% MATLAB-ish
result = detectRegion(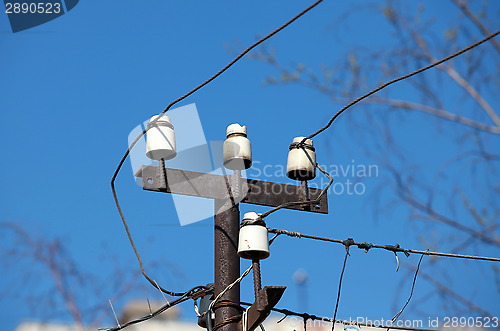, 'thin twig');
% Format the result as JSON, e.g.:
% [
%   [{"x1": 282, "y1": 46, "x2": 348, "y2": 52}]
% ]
[{"x1": 452, "y1": 0, "x2": 500, "y2": 54}]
